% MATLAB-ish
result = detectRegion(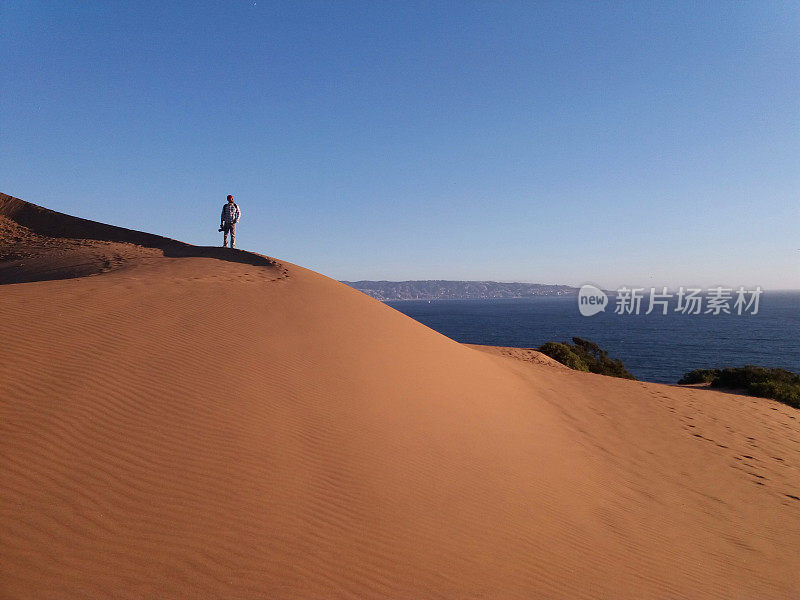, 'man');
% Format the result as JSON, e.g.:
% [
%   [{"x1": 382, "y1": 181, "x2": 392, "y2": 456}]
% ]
[{"x1": 220, "y1": 195, "x2": 241, "y2": 248}]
